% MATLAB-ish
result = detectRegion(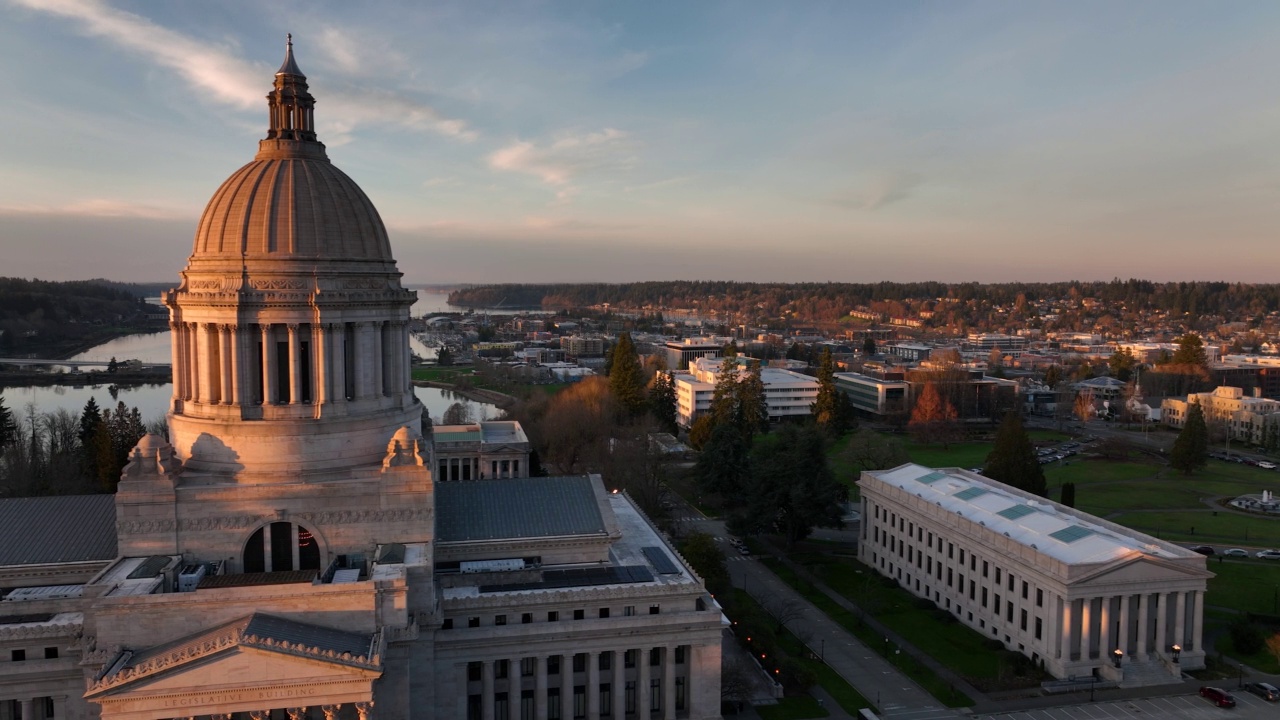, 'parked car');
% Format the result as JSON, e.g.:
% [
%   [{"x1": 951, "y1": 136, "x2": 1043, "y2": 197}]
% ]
[
  {"x1": 1246, "y1": 682, "x2": 1280, "y2": 701},
  {"x1": 1200, "y1": 687, "x2": 1237, "y2": 708},
  {"x1": 1259, "y1": 461, "x2": 1277, "y2": 470},
  {"x1": 1256, "y1": 549, "x2": 1280, "y2": 560},
  {"x1": 1190, "y1": 545, "x2": 1215, "y2": 556},
  {"x1": 1223, "y1": 548, "x2": 1249, "y2": 557}
]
